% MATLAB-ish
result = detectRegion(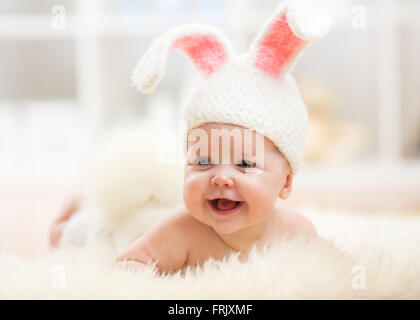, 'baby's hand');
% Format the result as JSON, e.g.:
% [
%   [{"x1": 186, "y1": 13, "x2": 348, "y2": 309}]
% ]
[{"x1": 115, "y1": 209, "x2": 190, "y2": 274}]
